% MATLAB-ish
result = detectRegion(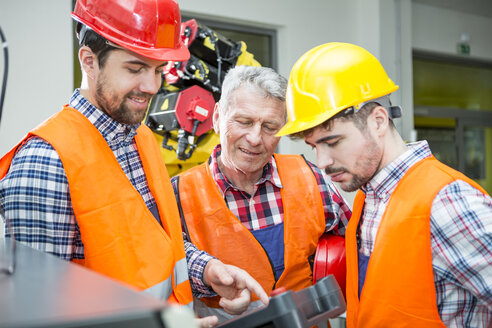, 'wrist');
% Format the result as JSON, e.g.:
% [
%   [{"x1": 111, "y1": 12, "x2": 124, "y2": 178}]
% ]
[{"x1": 203, "y1": 258, "x2": 221, "y2": 287}]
